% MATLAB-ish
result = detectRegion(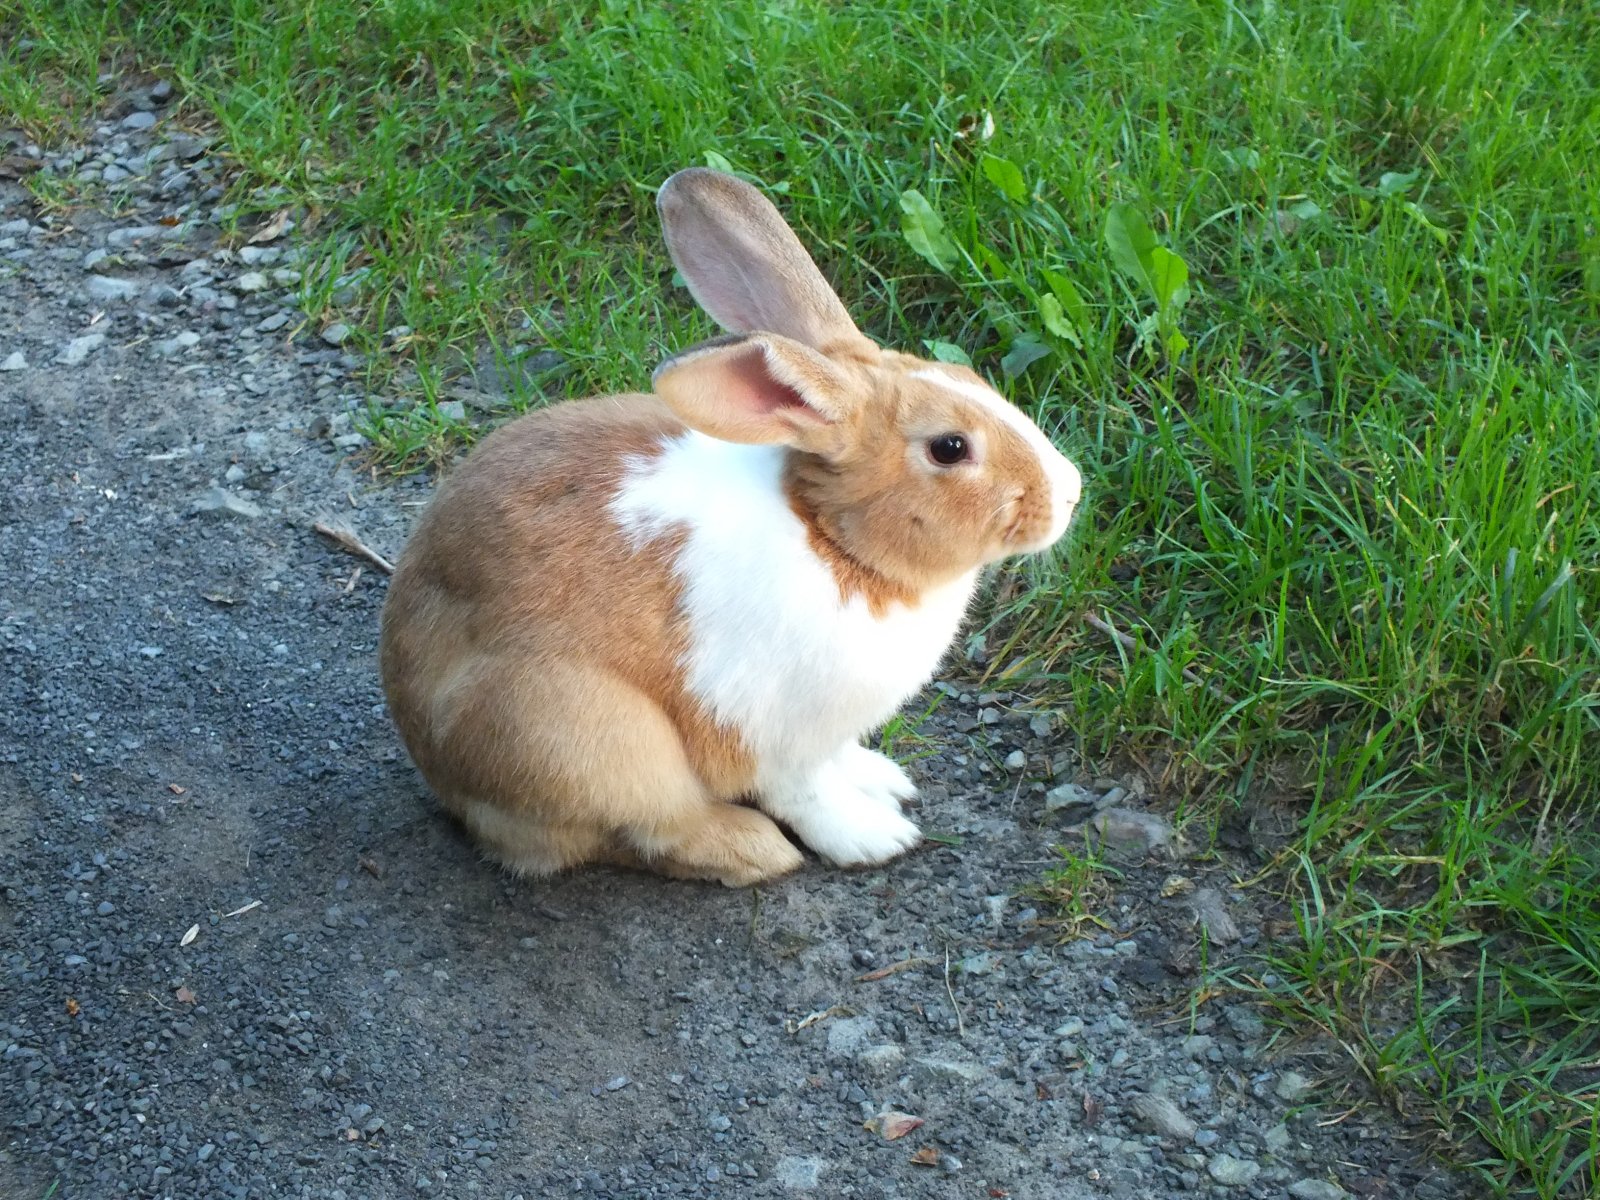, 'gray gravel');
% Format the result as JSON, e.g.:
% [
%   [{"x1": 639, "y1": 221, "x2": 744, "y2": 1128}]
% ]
[{"x1": 0, "y1": 86, "x2": 1472, "y2": 1200}]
